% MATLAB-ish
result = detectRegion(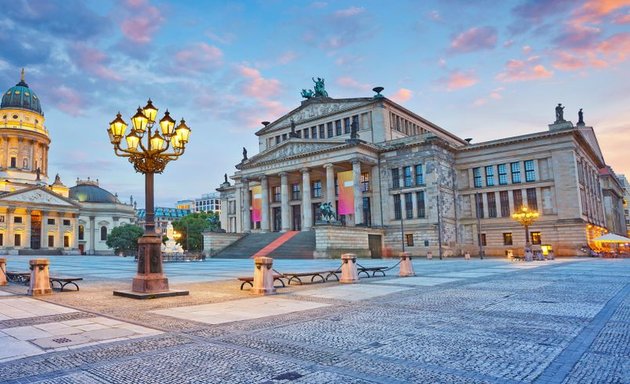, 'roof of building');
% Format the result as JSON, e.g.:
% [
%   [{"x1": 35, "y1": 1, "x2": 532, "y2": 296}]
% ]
[
  {"x1": 136, "y1": 207, "x2": 191, "y2": 219},
  {"x1": 1, "y1": 70, "x2": 42, "y2": 114},
  {"x1": 69, "y1": 183, "x2": 120, "y2": 204}
]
